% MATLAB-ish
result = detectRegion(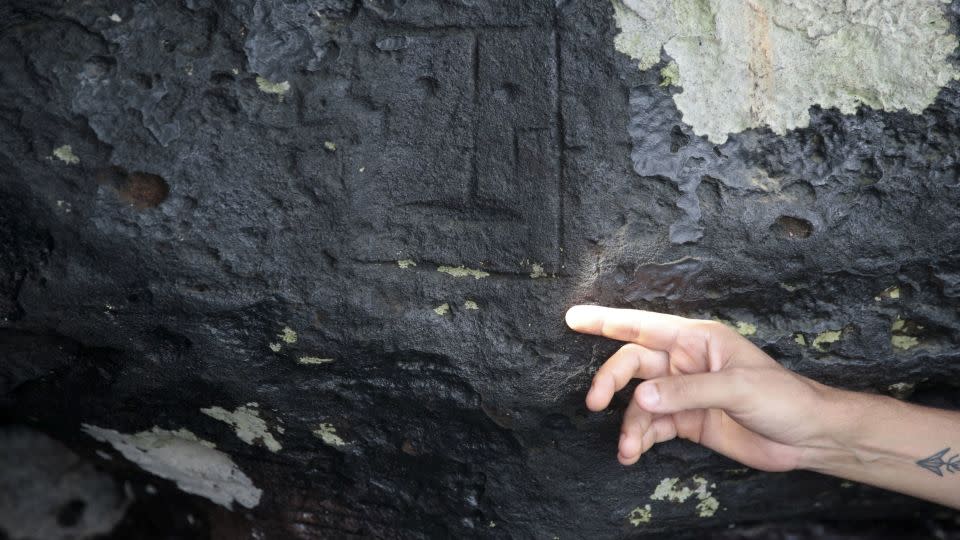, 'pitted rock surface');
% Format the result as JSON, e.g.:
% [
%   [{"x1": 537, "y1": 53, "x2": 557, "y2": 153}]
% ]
[{"x1": 2, "y1": 0, "x2": 960, "y2": 538}]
